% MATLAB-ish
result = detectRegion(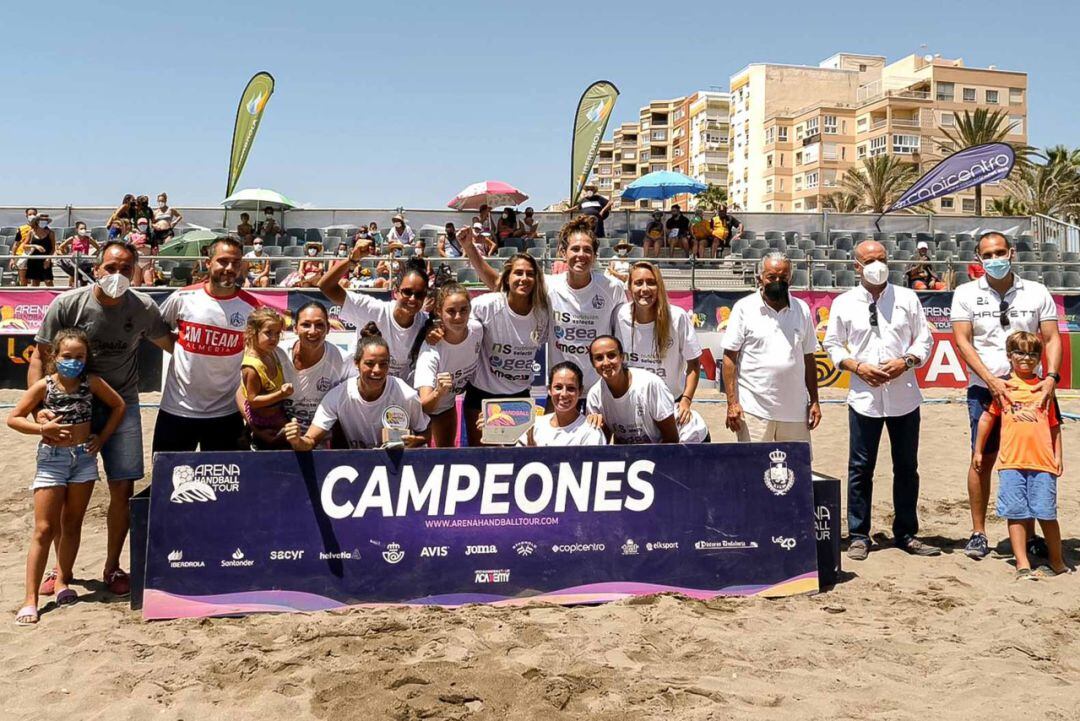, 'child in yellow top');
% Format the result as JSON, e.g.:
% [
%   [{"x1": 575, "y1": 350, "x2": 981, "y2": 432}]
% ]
[
  {"x1": 241, "y1": 308, "x2": 293, "y2": 449},
  {"x1": 973, "y1": 331, "x2": 1067, "y2": 578}
]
